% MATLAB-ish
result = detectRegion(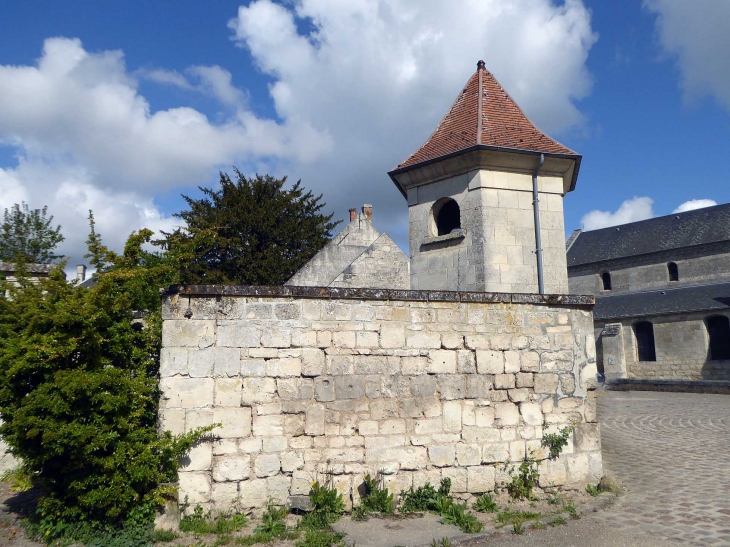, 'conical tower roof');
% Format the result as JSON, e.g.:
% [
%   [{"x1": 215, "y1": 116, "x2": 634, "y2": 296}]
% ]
[{"x1": 396, "y1": 61, "x2": 577, "y2": 170}]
